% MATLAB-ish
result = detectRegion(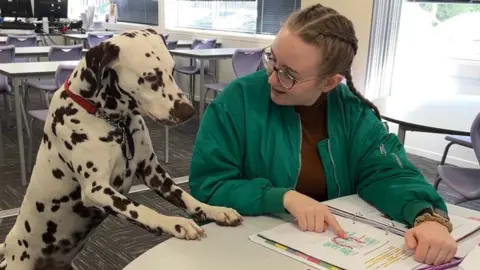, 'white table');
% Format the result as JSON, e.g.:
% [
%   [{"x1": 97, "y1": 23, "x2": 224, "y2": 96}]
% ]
[
  {"x1": 169, "y1": 48, "x2": 244, "y2": 119},
  {"x1": 63, "y1": 33, "x2": 118, "y2": 45},
  {"x1": 63, "y1": 33, "x2": 206, "y2": 49},
  {"x1": 123, "y1": 215, "x2": 310, "y2": 270},
  {"x1": 0, "y1": 61, "x2": 80, "y2": 186},
  {"x1": 12, "y1": 46, "x2": 88, "y2": 58},
  {"x1": 124, "y1": 203, "x2": 480, "y2": 270},
  {"x1": 372, "y1": 95, "x2": 480, "y2": 144},
  {"x1": 0, "y1": 36, "x2": 41, "y2": 44}
]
